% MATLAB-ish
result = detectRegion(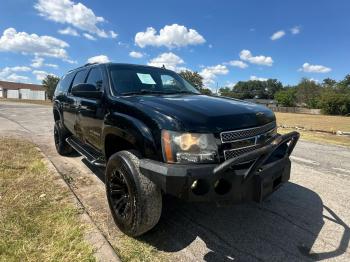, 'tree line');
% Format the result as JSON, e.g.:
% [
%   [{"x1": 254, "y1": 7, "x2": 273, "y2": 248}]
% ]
[
  {"x1": 179, "y1": 70, "x2": 350, "y2": 116},
  {"x1": 42, "y1": 70, "x2": 350, "y2": 115}
]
